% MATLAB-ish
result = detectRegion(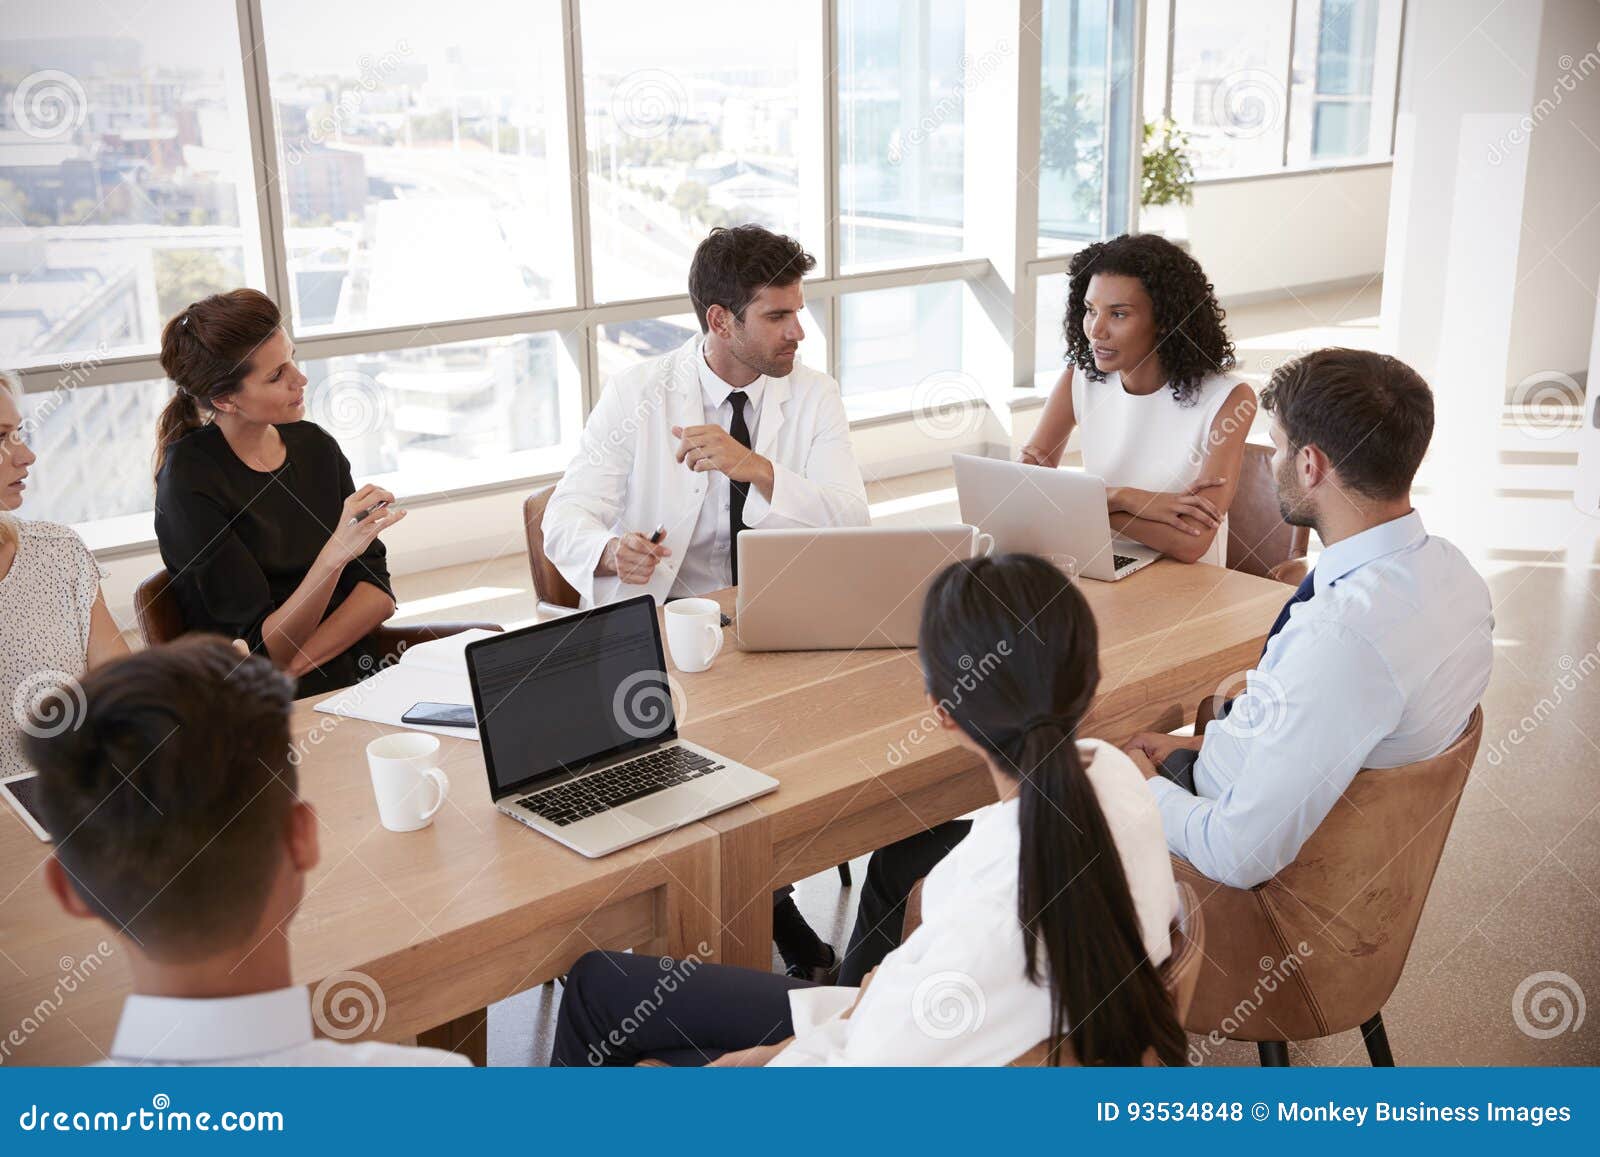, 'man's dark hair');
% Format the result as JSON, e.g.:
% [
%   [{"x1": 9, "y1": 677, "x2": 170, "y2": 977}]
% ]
[
  {"x1": 1261, "y1": 348, "x2": 1434, "y2": 501},
  {"x1": 23, "y1": 637, "x2": 298, "y2": 962},
  {"x1": 687, "y1": 224, "x2": 815, "y2": 333}
]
